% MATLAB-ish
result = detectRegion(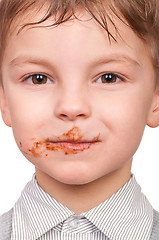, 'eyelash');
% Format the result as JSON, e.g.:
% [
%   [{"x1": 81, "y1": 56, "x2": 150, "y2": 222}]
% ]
[{"x1": 22, "y1": 72, "x2": 125, "y2": 85}]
